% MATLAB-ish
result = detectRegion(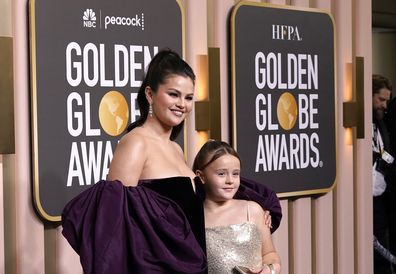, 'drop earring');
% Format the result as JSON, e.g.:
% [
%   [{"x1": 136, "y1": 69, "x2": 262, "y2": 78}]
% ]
[{"x1": 148, "y1": 104, "x2": 153, "y2": 117}]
